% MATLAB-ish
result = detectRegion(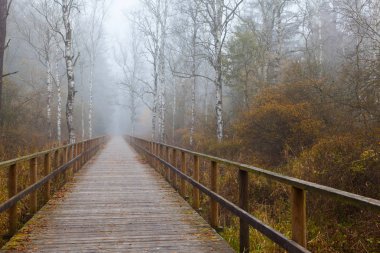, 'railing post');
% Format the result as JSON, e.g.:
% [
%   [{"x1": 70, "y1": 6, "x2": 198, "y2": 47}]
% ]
[
  {"x1": 68, "y1": 145, "x2": 73, "y2": 177},
  {"x1": 44, "y1": 153, "x2": 51, "y2": 201},
  {"x1": 29, "y1": 157, "x2": 38, "y2": 214},
  {"x1": 180, "y1": 151, "x2": 186, "y2": 197},
  {"x1": 8, "y1": 163, "x2": 17, "y2": 235},
  {"x1": 158, "y1": 144, "x2": 162, "y2": 175},
  {"x1": 79, "y1": 142, "x2": 83, "y2": 168},
  {"x1": 172, "y1": 148, "x2": 177, "y2": 189},
  {"x1": 193, "y1": 155, "x2": 200, "y2": 210},
  {"x1": 153, "y1": 143, "x2": 157, "y2": 170},
  {"x1": 63, "y1": 147, "x2": 68, "y2": 182},
  {"x1": 239, "y1": 169, "x2": 249, "y2": 253},
  {"x1": 54, "y1": 150, "x2": 59, "y2": 170},
  {"x1": 291, "y1": 186, "x2": 307, "y2": 248},
  {"x1": 165, "y1": 146, "x2": 169, "y2": 181},
  {"x1": 73, "y1": 144, "x2": 77, "y2": 172},
  {"x1": 210, "y1": 161, "x2": 219, "y2": 228}
]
